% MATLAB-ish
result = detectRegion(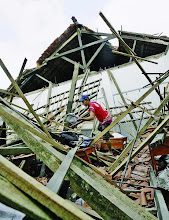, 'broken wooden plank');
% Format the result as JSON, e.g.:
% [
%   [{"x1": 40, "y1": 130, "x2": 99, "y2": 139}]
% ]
[
  {"x1": 0, "y1": 103, "x2": 157, "y2": 220},
  {"x1": 0, "y1": 155, "x2": 93, "y2": 220},
  {"x1": 112, "y1": 50, "x2": 158, "y2": 64},
  {"x1": 0, "y1": 89, "x2": 20, "y2": 97},
  {"x1": 0, "y1": 175, "x2": 56, "y2": 220},
  {"x1": 47, "y1": 146, "x2": 79, "y2": 194}
]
